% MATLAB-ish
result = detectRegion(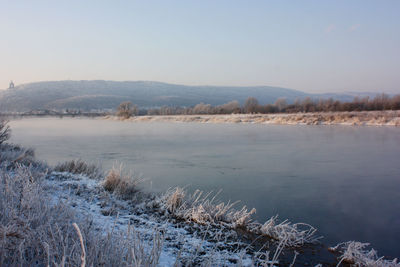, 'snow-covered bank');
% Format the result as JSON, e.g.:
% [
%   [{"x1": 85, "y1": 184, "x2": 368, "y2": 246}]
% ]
[
  {"x1": 45, "y1": 171, "x2": 253, "y2": 266},
  {"x1": 105, "y1": 111, "x2": 400, "y2": 126},
  {"x1": 43, "y1": 171, "x2": 323, "y2": 266},
  {"x1": 38, "y1": 170, "x2": 400, "y2": 266}
]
